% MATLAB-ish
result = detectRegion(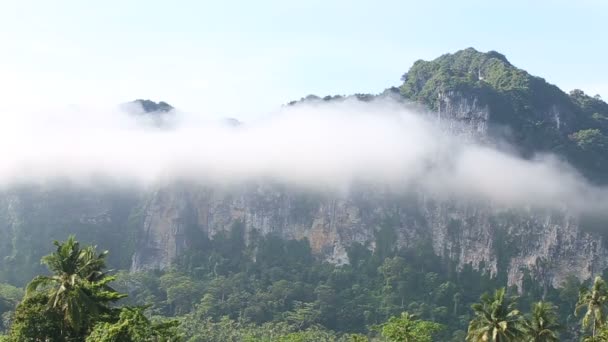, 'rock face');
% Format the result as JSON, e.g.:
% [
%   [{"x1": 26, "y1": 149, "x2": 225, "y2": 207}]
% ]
[
  {"x1": 437, "y1": 91, "x2": 490, "y2": 138},
  {"x1": 129, "y1": 46, "x2": 608, "y2": 288},
  {"x1": 129, "y1": 182, "x2": 608, "y2": 289}
]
